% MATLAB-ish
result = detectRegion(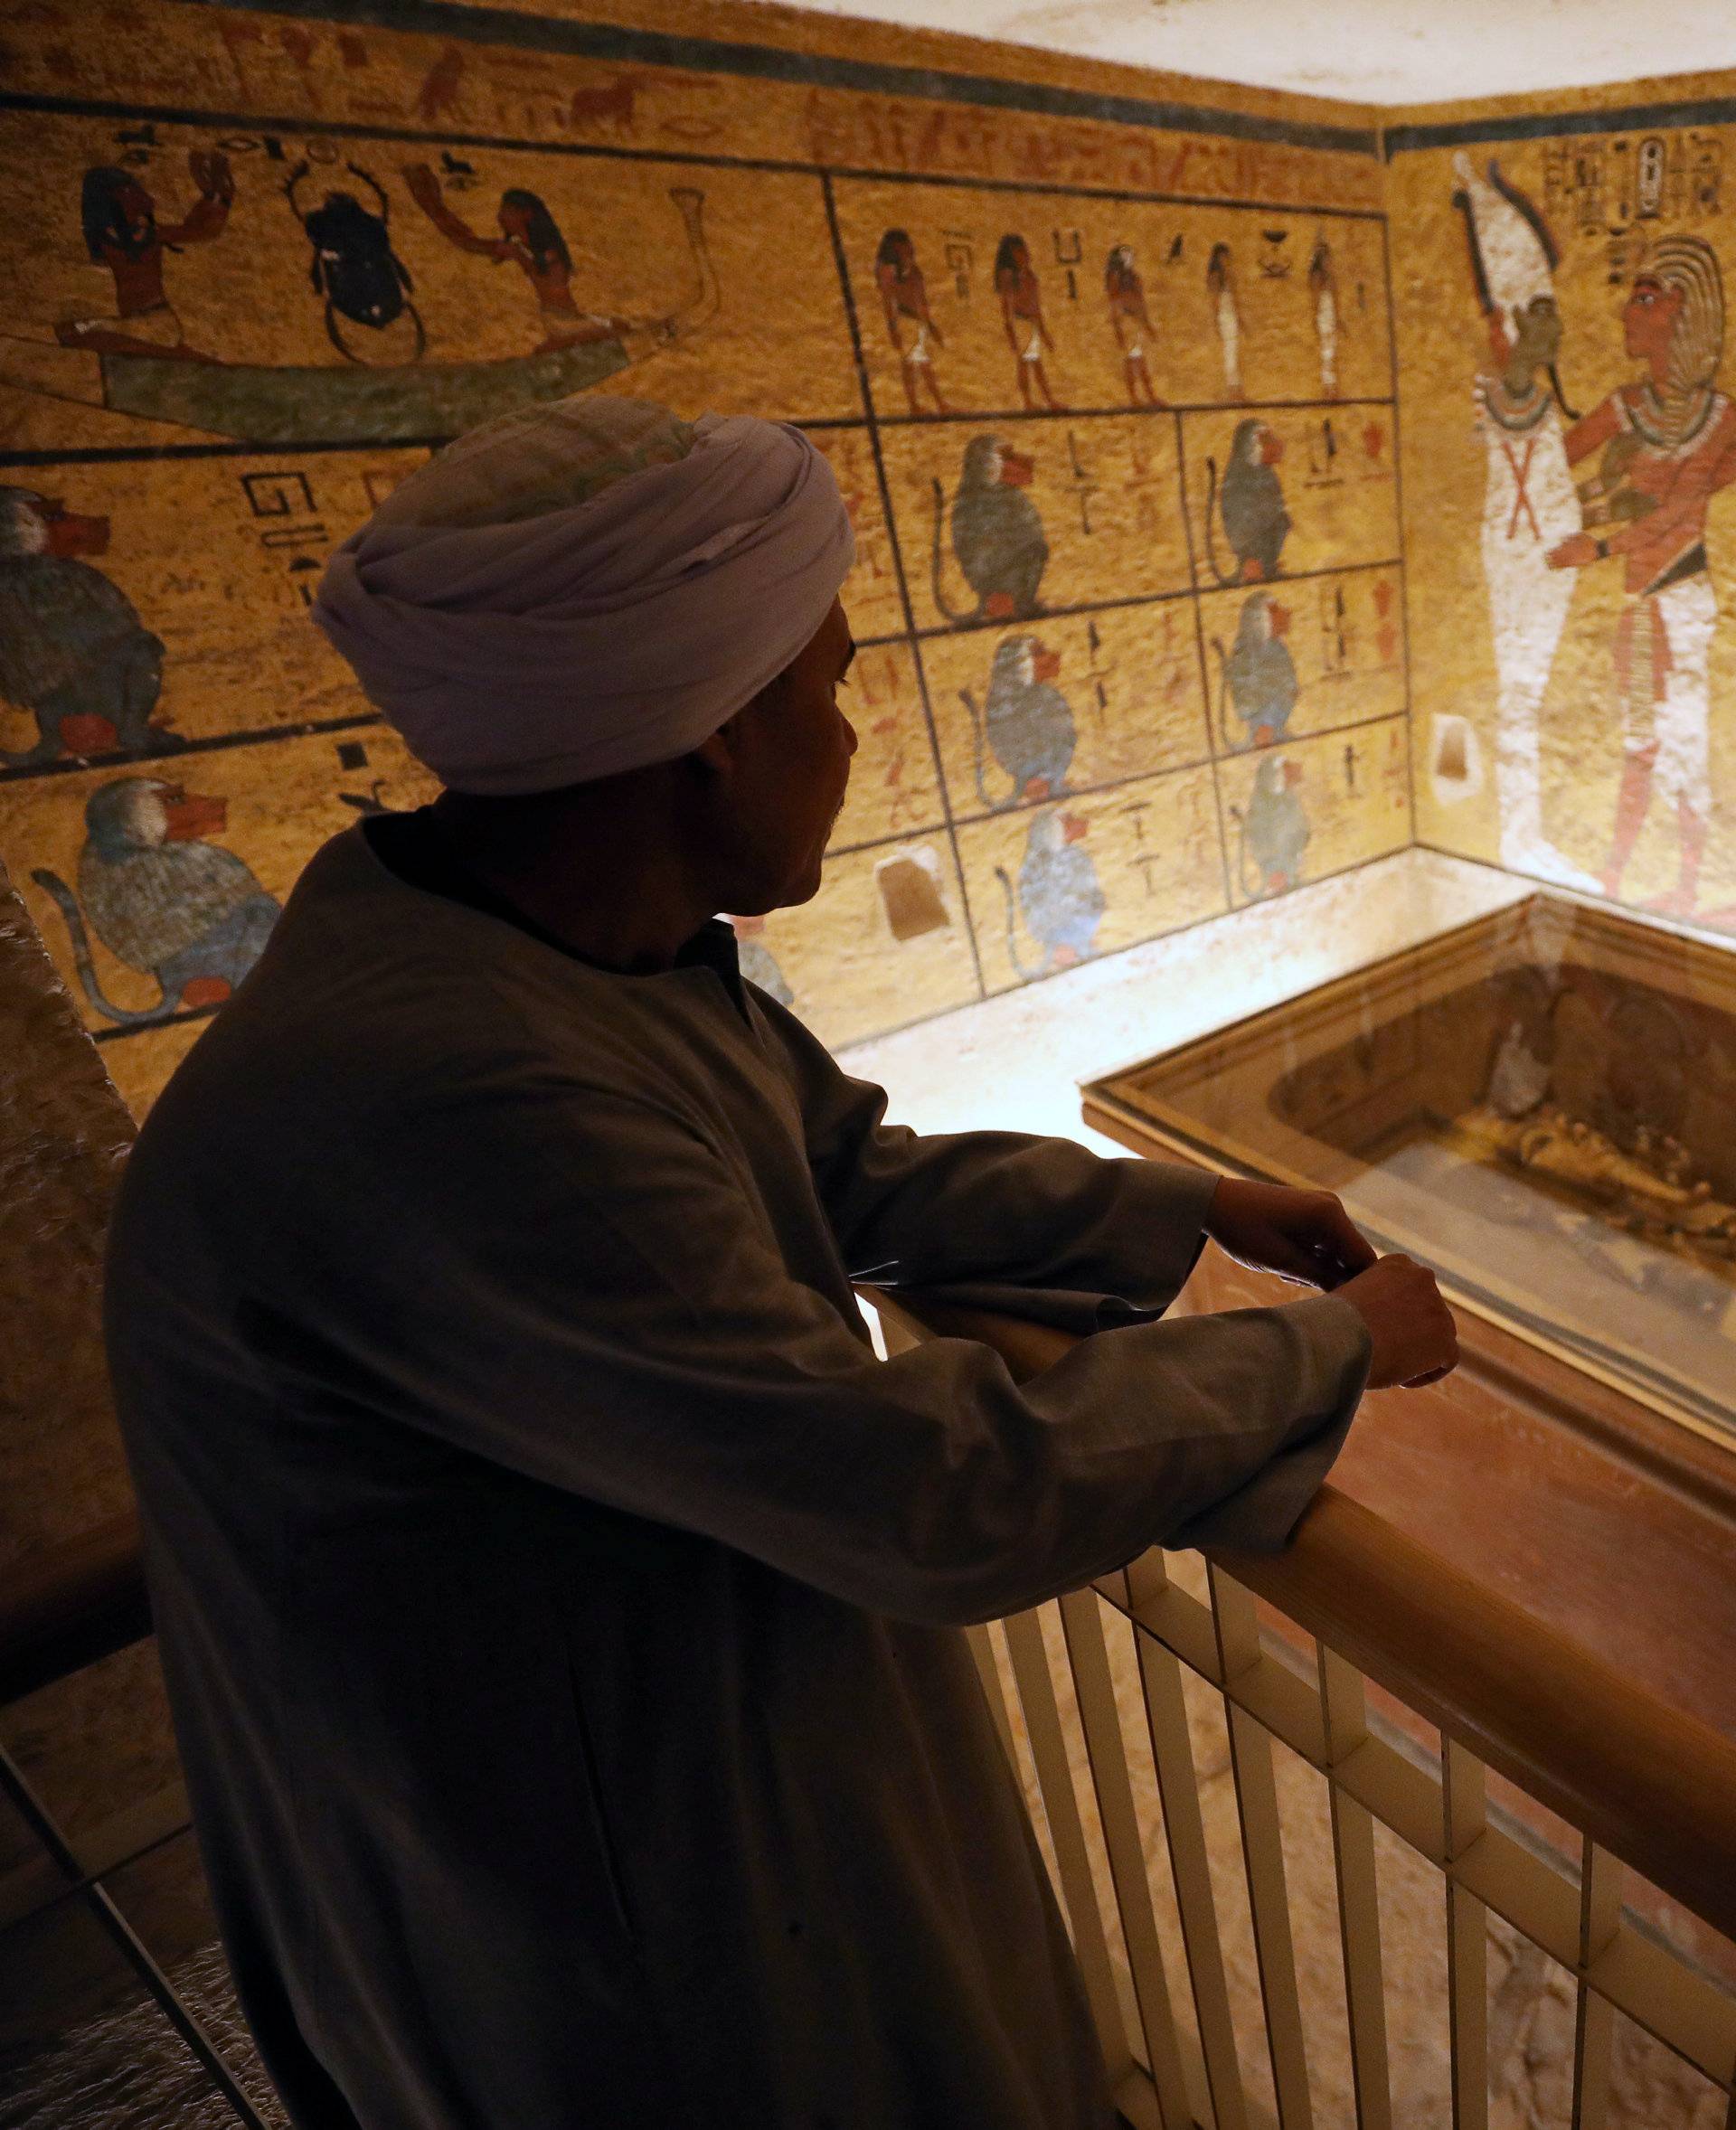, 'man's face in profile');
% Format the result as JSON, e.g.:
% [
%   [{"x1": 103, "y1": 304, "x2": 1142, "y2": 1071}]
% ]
[{"x1": 726, "y1": 595, "x2": 858, "y2": 912}]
